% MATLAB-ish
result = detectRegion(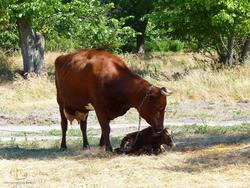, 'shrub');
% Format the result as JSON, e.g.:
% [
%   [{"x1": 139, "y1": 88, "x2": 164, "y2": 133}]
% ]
[
  {"x1": 169, "y1": 40, "x2": 184, "y2": 52},
  {"x1": 0, "y1": 50, "x2": 14, "y2": 81},
  {"x1": 146, "y1": 39, "x2": 184, "y2": 53}
]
